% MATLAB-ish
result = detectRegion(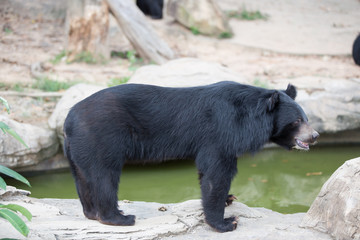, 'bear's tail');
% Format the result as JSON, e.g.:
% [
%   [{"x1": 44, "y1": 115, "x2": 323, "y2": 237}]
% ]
[
  {"x1": 63, "y1": 133, "x2": 75, "y2": 168},
  {"x1": 63, "y1": 134, "x2": 70, "y2": 159},
  {"x1": 63, "y1": 134, "x2": 79, "y2": 178}
]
